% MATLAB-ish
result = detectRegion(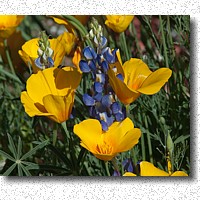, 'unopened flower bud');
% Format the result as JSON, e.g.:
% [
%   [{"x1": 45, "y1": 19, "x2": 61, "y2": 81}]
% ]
[{"x1": 167, "y1": 131, "x2": 174, "y2": 156}]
